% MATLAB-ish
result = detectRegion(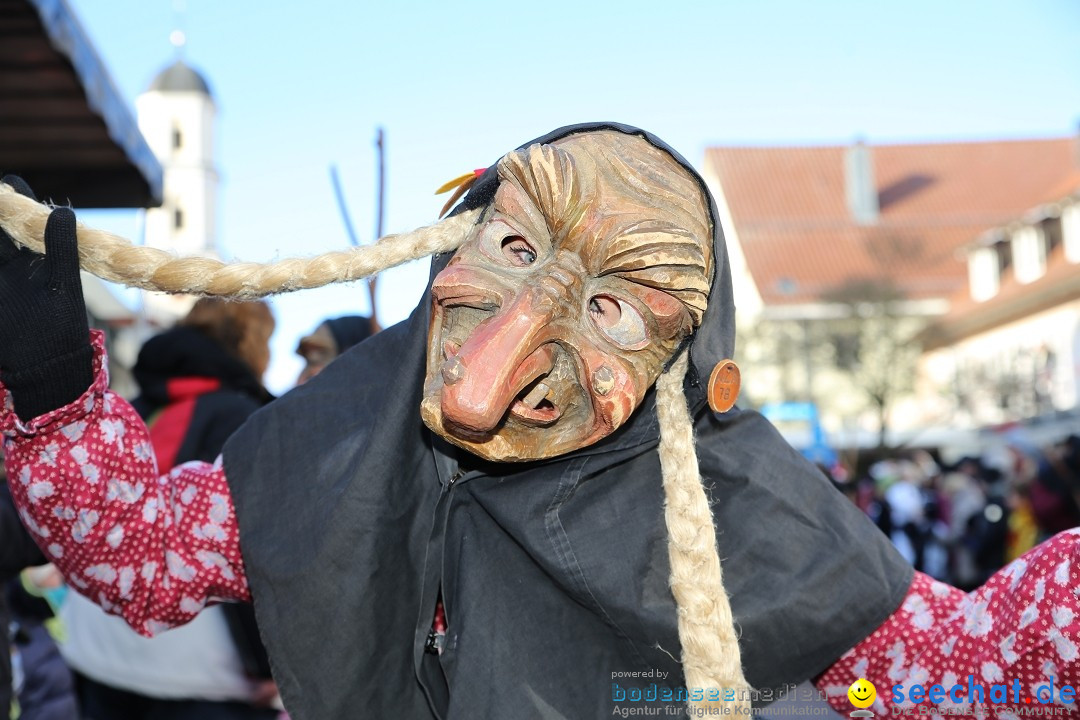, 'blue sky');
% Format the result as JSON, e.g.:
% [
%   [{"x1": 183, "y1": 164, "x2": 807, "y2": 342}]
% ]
[{"x1": 70, "y1": 0, "x2": 1080, "y2": 393}]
